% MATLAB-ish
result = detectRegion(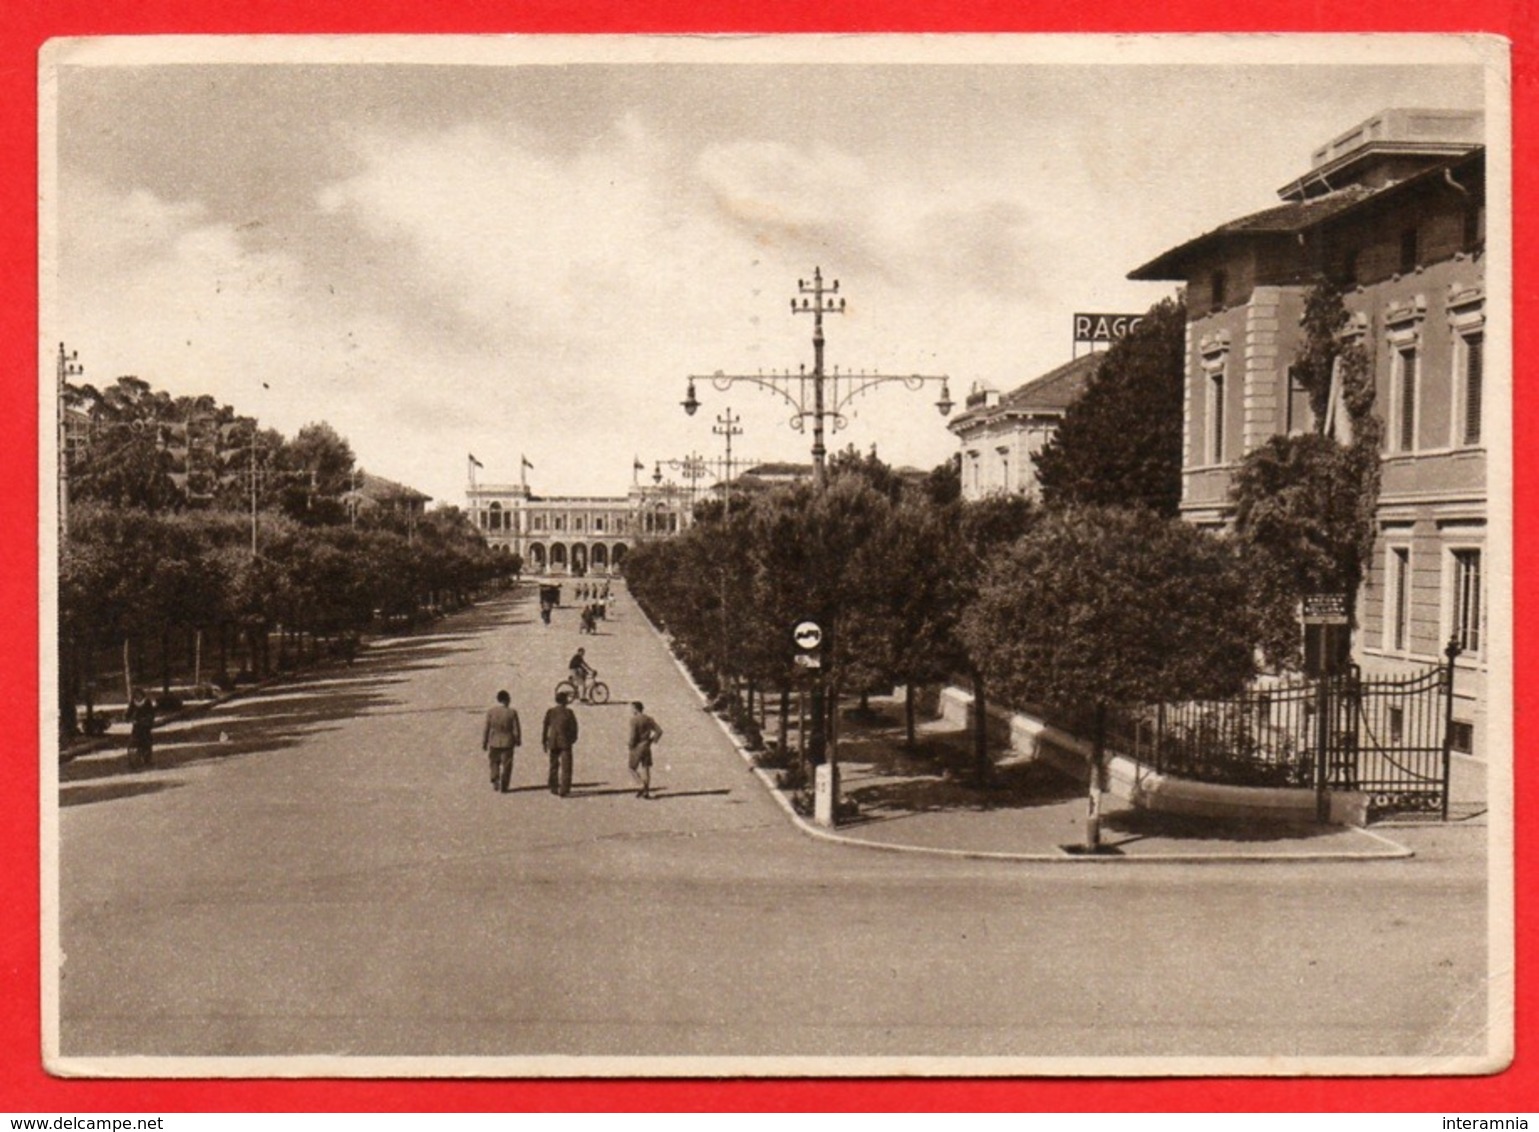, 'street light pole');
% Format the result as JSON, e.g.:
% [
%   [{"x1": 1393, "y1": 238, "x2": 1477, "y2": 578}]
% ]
[
  {"x1": 680, "y1": 268, "x2": 956, "y2": 822},
  {"x1": 794, "y1": 268, "x2": 842, "y2": 488}
]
